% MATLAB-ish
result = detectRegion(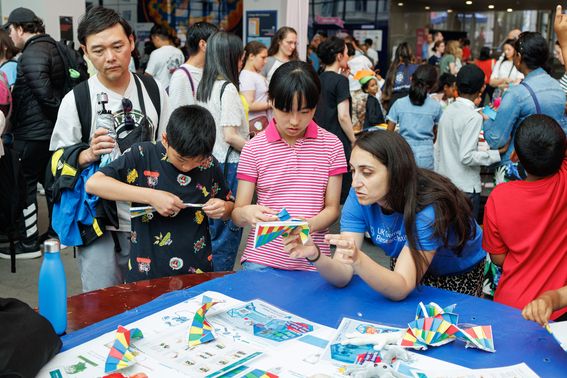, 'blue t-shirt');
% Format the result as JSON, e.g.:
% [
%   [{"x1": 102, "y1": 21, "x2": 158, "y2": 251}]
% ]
[
  {"x1": 0, "y1": 60, "x2": 17, "y2": 87},
  {"x1": 386, "y1": 96, "x2": 442, "y2": 143},
  {"x1": 392, "y1": 64, "x2": 418, "y2": 93},
  {"x1": 340, "y1": 188, "x2": 485, "y2": 276}
]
